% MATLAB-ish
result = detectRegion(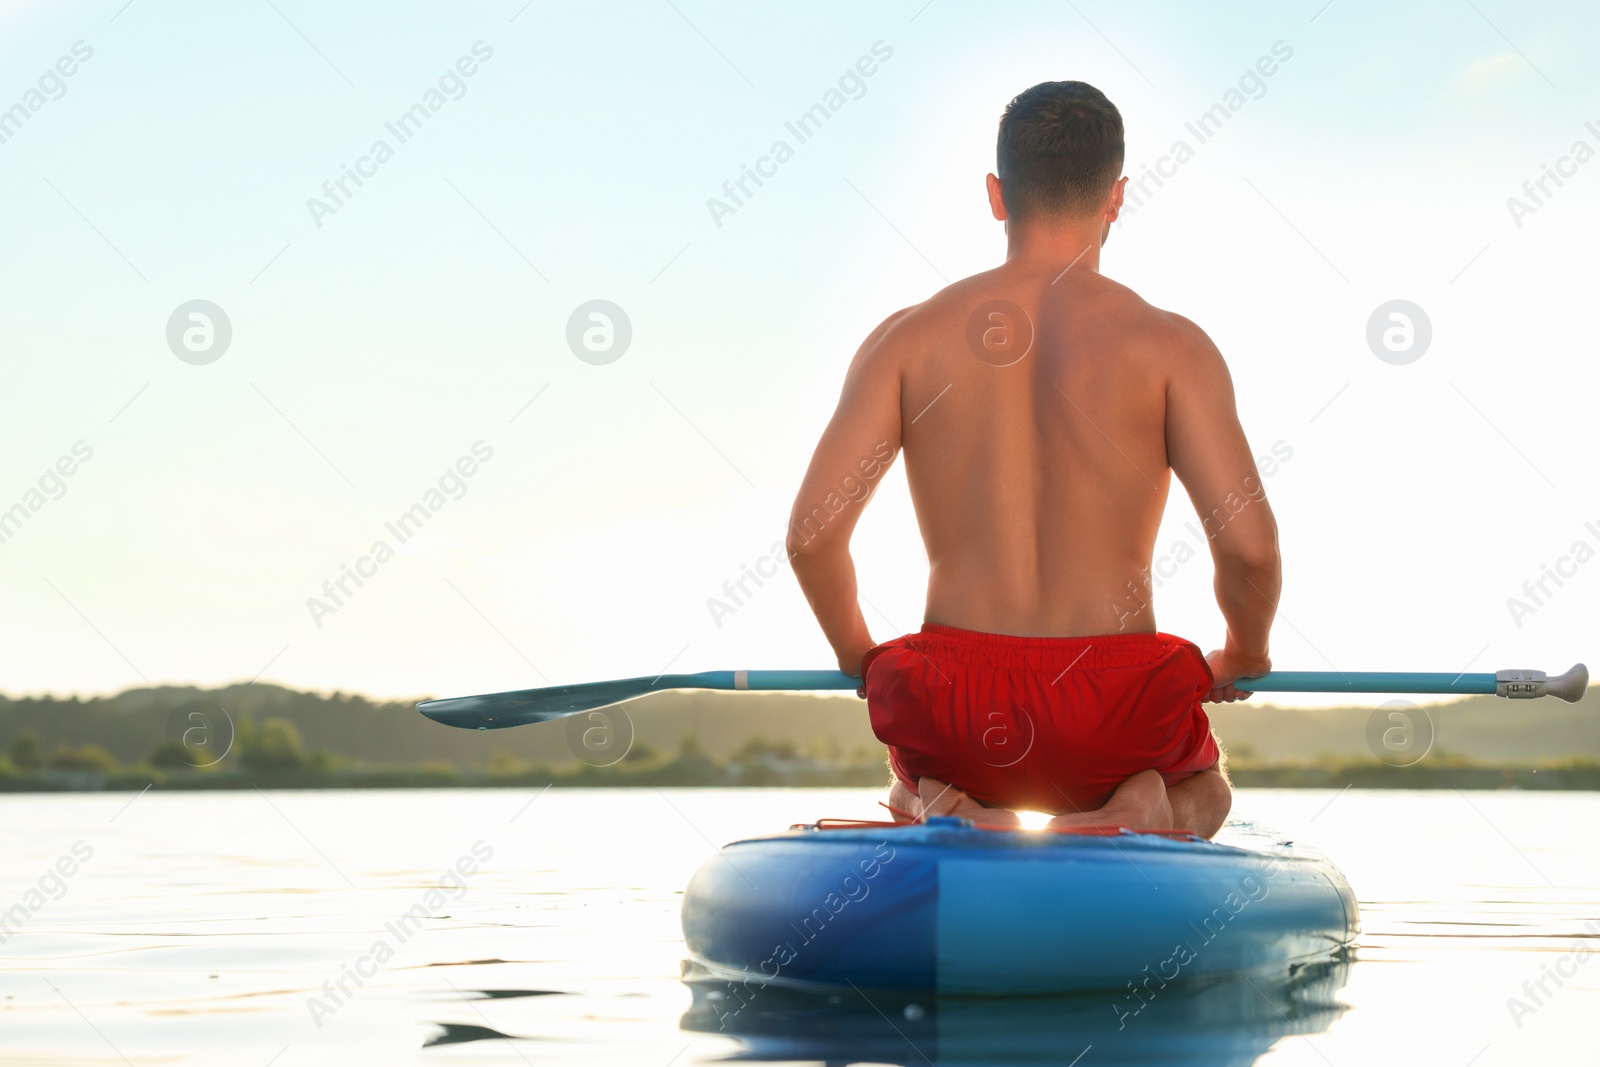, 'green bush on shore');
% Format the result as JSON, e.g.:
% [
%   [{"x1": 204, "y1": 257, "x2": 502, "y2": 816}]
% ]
[
  {"x1": 45, "y1": 744, "x2": 117, "y2": 772},
  {"x1": 9, "y1": 730, "x2": 42, "y2": 771}
]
